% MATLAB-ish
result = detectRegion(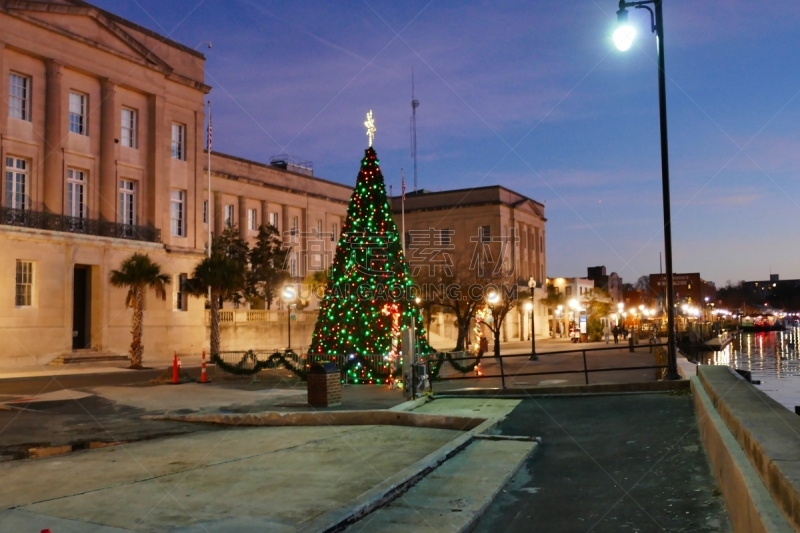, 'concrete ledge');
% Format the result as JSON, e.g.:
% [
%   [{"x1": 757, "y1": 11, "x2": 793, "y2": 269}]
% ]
[
  {"x1": 697, "y1": 366, "x2": 800, "y2": 531},
  {"x1": 435, "y1": 379, "x2": 689, "y2": 397},
  {"x1": 146, "y1": 409, "x2": 487, "y2": 432},
  {"x1": 691, "y1": 377, "x2": 793, "y2": 532}
]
